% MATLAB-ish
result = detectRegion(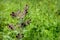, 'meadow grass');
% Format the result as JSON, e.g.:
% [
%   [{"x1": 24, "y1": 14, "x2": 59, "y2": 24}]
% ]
[{"x1": 0, "y1": 0, "x2": 60, "y2": 40}]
